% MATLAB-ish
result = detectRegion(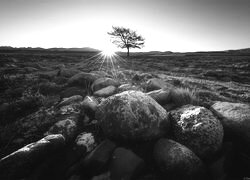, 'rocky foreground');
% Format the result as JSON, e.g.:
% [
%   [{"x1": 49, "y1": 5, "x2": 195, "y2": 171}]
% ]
[{"x1": 0, "y1": 70, "x2": 250, "y2": 180}]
